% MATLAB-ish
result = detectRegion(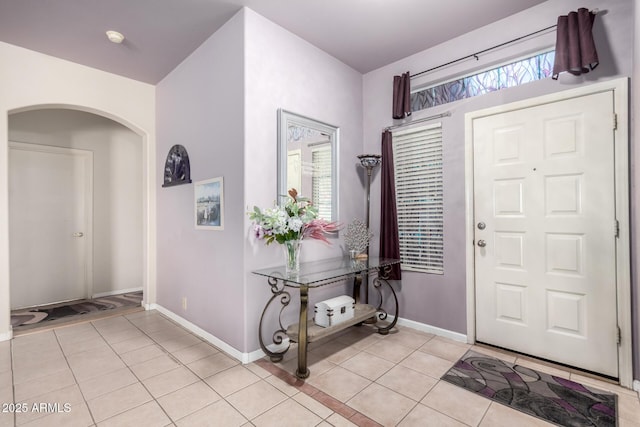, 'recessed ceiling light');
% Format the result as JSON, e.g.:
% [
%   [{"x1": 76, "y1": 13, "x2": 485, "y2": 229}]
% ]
[{"x1": 106, "y1": 30, "x2": 125, "y2": 44}]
